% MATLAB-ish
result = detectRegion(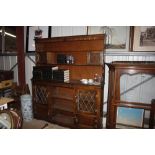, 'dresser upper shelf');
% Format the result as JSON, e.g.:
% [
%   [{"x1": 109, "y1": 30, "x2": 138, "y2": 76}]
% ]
[{"x1": 35, "y1": 34, "x2": 105, "y2": 52}]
